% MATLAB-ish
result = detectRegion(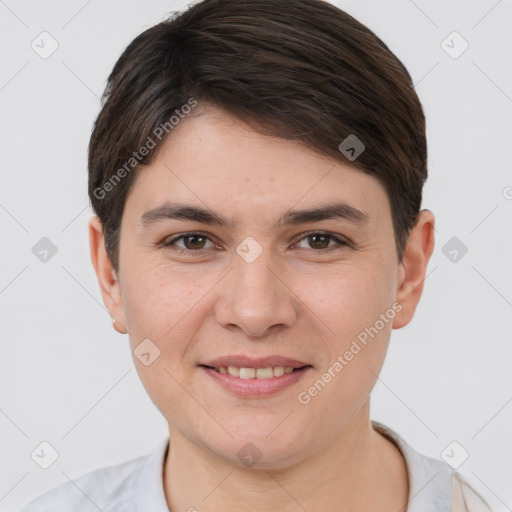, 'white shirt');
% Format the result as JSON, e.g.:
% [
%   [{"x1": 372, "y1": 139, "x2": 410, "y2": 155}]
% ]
[{"x1": 19, "y1": 421, "x2": 492, "y2": 511}]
